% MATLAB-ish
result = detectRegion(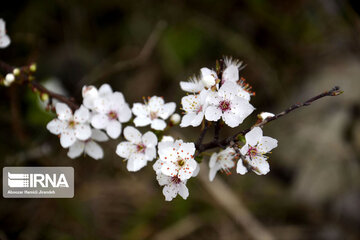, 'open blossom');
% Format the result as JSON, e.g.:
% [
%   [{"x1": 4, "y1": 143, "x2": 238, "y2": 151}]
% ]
[
  {"x1": 156, "y1": 173, "x2": 189, "y2": 201},
  {"x1": 132, "y1": 96, "x2": 176, "y2": 131},
  {"x1": 205, "y1": 81, "x2": 255, "y2": 127},
  {"x1": 82, "y1": 84, "x2": 113, "y2": 110},
  {"x1": 237, "y1": 127, "x2": 278, "y2": 175},
  {"x1": 67, "y1": 129, "x2": 109, "y2": 160},
  {"x1": 222, "y1": 57, "x2": 243, "y2": 84},
  {"x1": 157, "y1": 139, "x2": 197, "y2": 181},
  {"x1": 209, "y1": 147, "x2": 236, "y2": 181},
  {"x1": 91, "y1": 91, "x2": 132, "y2": 139},
  {"x1": 0, "y1": 19, "x2": 10, "y2": 48},
  {"x1": 180, "y1": 89, "x2": 209, "y2": 127},
  {"x1": 116, "y1": 126, "x2": 158, "y2": 172},
  {"x1": 180, "y1": 76, "x2": 204, "y2": 93},
  {"x1": 47, "y1": 103, "x2": 91, "y2": 148}
]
